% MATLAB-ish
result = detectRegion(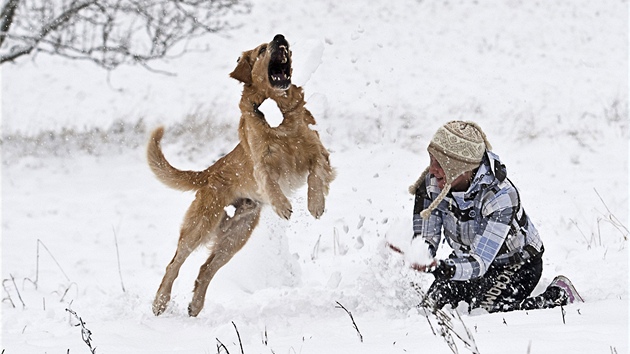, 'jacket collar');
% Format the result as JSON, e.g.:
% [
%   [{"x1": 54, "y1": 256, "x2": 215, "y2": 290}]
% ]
[{"x1": 450, "y1": 151, "x2": 503, "y2": 208}]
